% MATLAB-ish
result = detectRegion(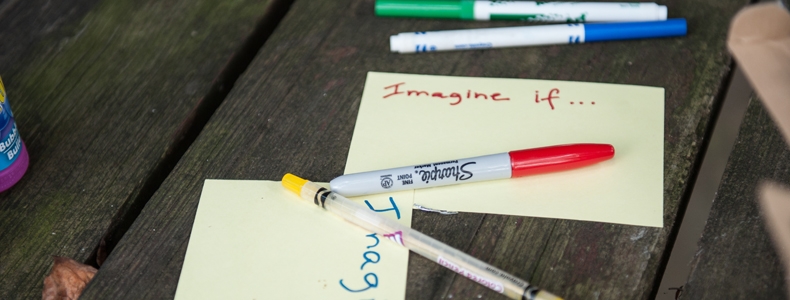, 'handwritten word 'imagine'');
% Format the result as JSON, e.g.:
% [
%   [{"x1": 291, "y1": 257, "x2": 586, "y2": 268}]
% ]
[{"x1": 383, "y1": 82, "x2": 510, "y2": 106}]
